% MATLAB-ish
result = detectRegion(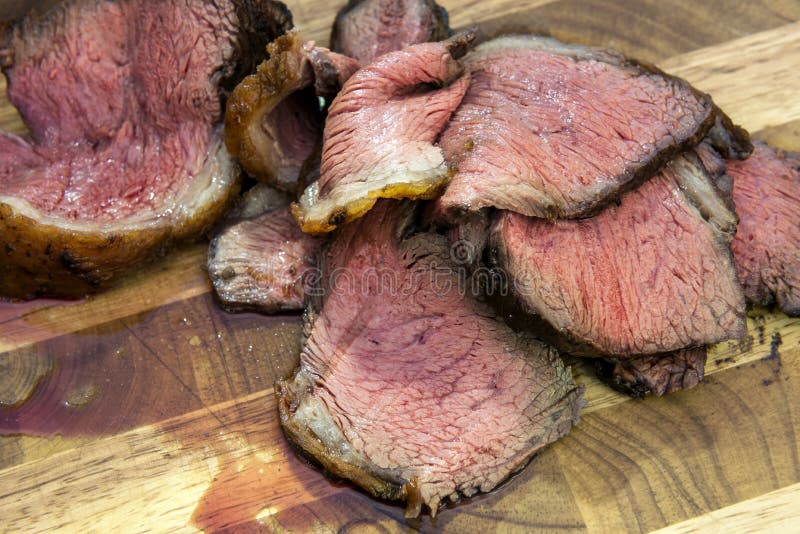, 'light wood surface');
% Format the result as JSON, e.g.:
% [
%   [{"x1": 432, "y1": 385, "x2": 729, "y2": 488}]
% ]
[{"x1": 1, "y1": 1, "x2": 800, "y2": 532}]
